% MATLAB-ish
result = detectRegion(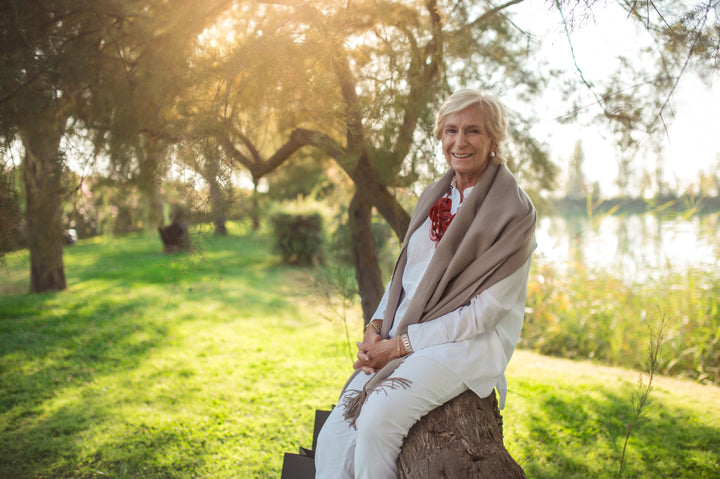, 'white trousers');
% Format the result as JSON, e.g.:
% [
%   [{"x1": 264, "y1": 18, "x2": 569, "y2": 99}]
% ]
[{"x1": 314, "y1": 355, "x2": 467, "y2": 479}]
